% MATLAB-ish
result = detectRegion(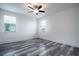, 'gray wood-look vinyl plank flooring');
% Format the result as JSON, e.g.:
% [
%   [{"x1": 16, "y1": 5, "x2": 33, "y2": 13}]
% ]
[{"x1": 0, "y1": 38, "x2": 79, "y2": 56}]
